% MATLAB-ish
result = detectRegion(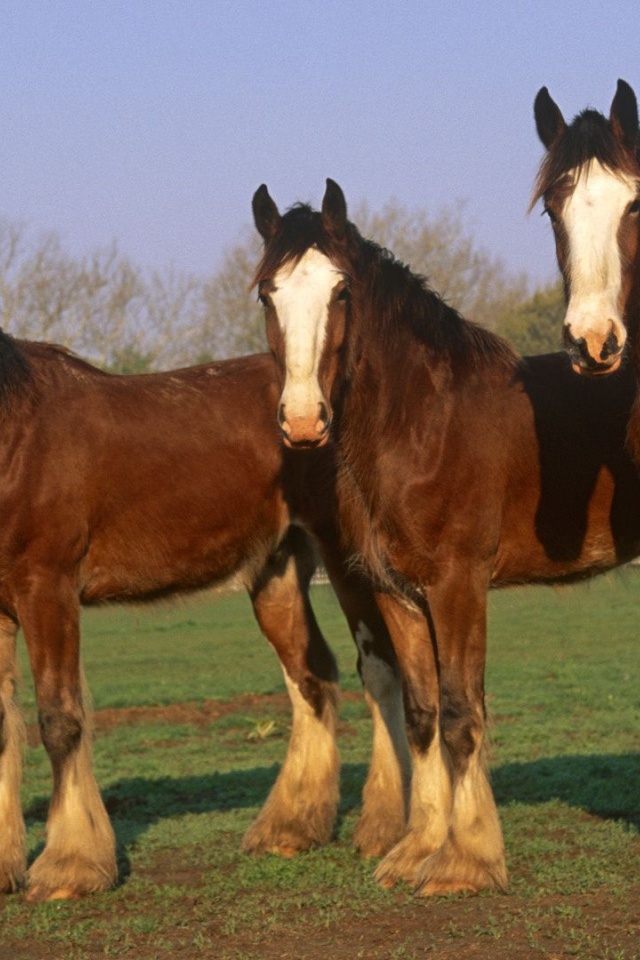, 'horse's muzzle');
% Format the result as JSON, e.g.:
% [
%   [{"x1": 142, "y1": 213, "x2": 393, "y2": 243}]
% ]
[
  {"x1": 278, "y1": 402, "x2": 332, "y2": 448},
  {"x1": 564, "y1": 325, "x2": 623, "y2": 376}
]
